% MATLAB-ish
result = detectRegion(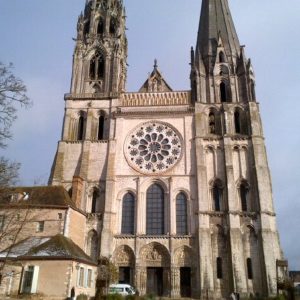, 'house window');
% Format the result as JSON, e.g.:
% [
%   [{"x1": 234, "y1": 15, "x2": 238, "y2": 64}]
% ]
[
  {"x1": 146, "y1": 184, "x2": 165, "y2": 235},
  {"x1": 87, "y1": 269, "x2": 93, "y2": 288},
  {"x1": 79, "y1": 267, "x2": 85, "y2": 287},
  {"x1": 247, "y1": 258, "x2": 253, "y2": 279},
  {"x1": 0, "y1": 215, "x2": 5, "y2": 231},
  {"x1": 23, "y1": 266, "x2": 34, "y2": 293},
  {"x1": 176, "y1": 193, "x2": 188, "y2": 235},
  {"x1": 58, "y1": 213, "x2": 63, "y2": 220},
  {"x1": 217, "y1": 257, "x2": 223, "y2": 279},
  {"x1": 36, "y1": 221, "x2": 44, "y2": 233},
  {"x1": 121, "y1": 193, "x2": 135, "y2": 235}
]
